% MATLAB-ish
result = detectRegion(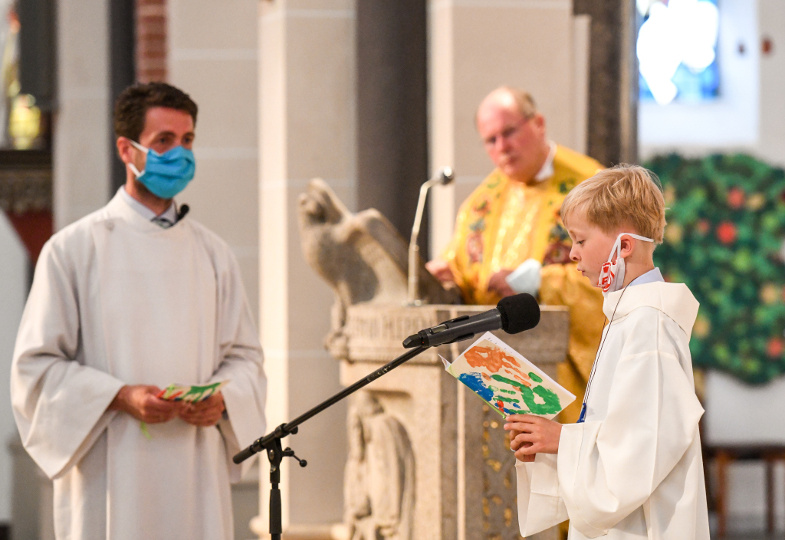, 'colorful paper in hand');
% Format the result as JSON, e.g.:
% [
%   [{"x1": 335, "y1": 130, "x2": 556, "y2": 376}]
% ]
[
  {"x1": 444, "y1": 332, "x2": 574, "y2": 419},
  {"x1": 157, "y1": 380, "x2": 229, "y2": 403}
]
